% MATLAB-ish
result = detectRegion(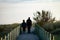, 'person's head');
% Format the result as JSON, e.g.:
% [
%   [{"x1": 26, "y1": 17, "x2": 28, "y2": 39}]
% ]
[
  {"x1": 28, "y1": 17, "x2": 30, "y2": 20},
  {"x1": 23, "y1": 20, "x2": 25, "y2": 23}
]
